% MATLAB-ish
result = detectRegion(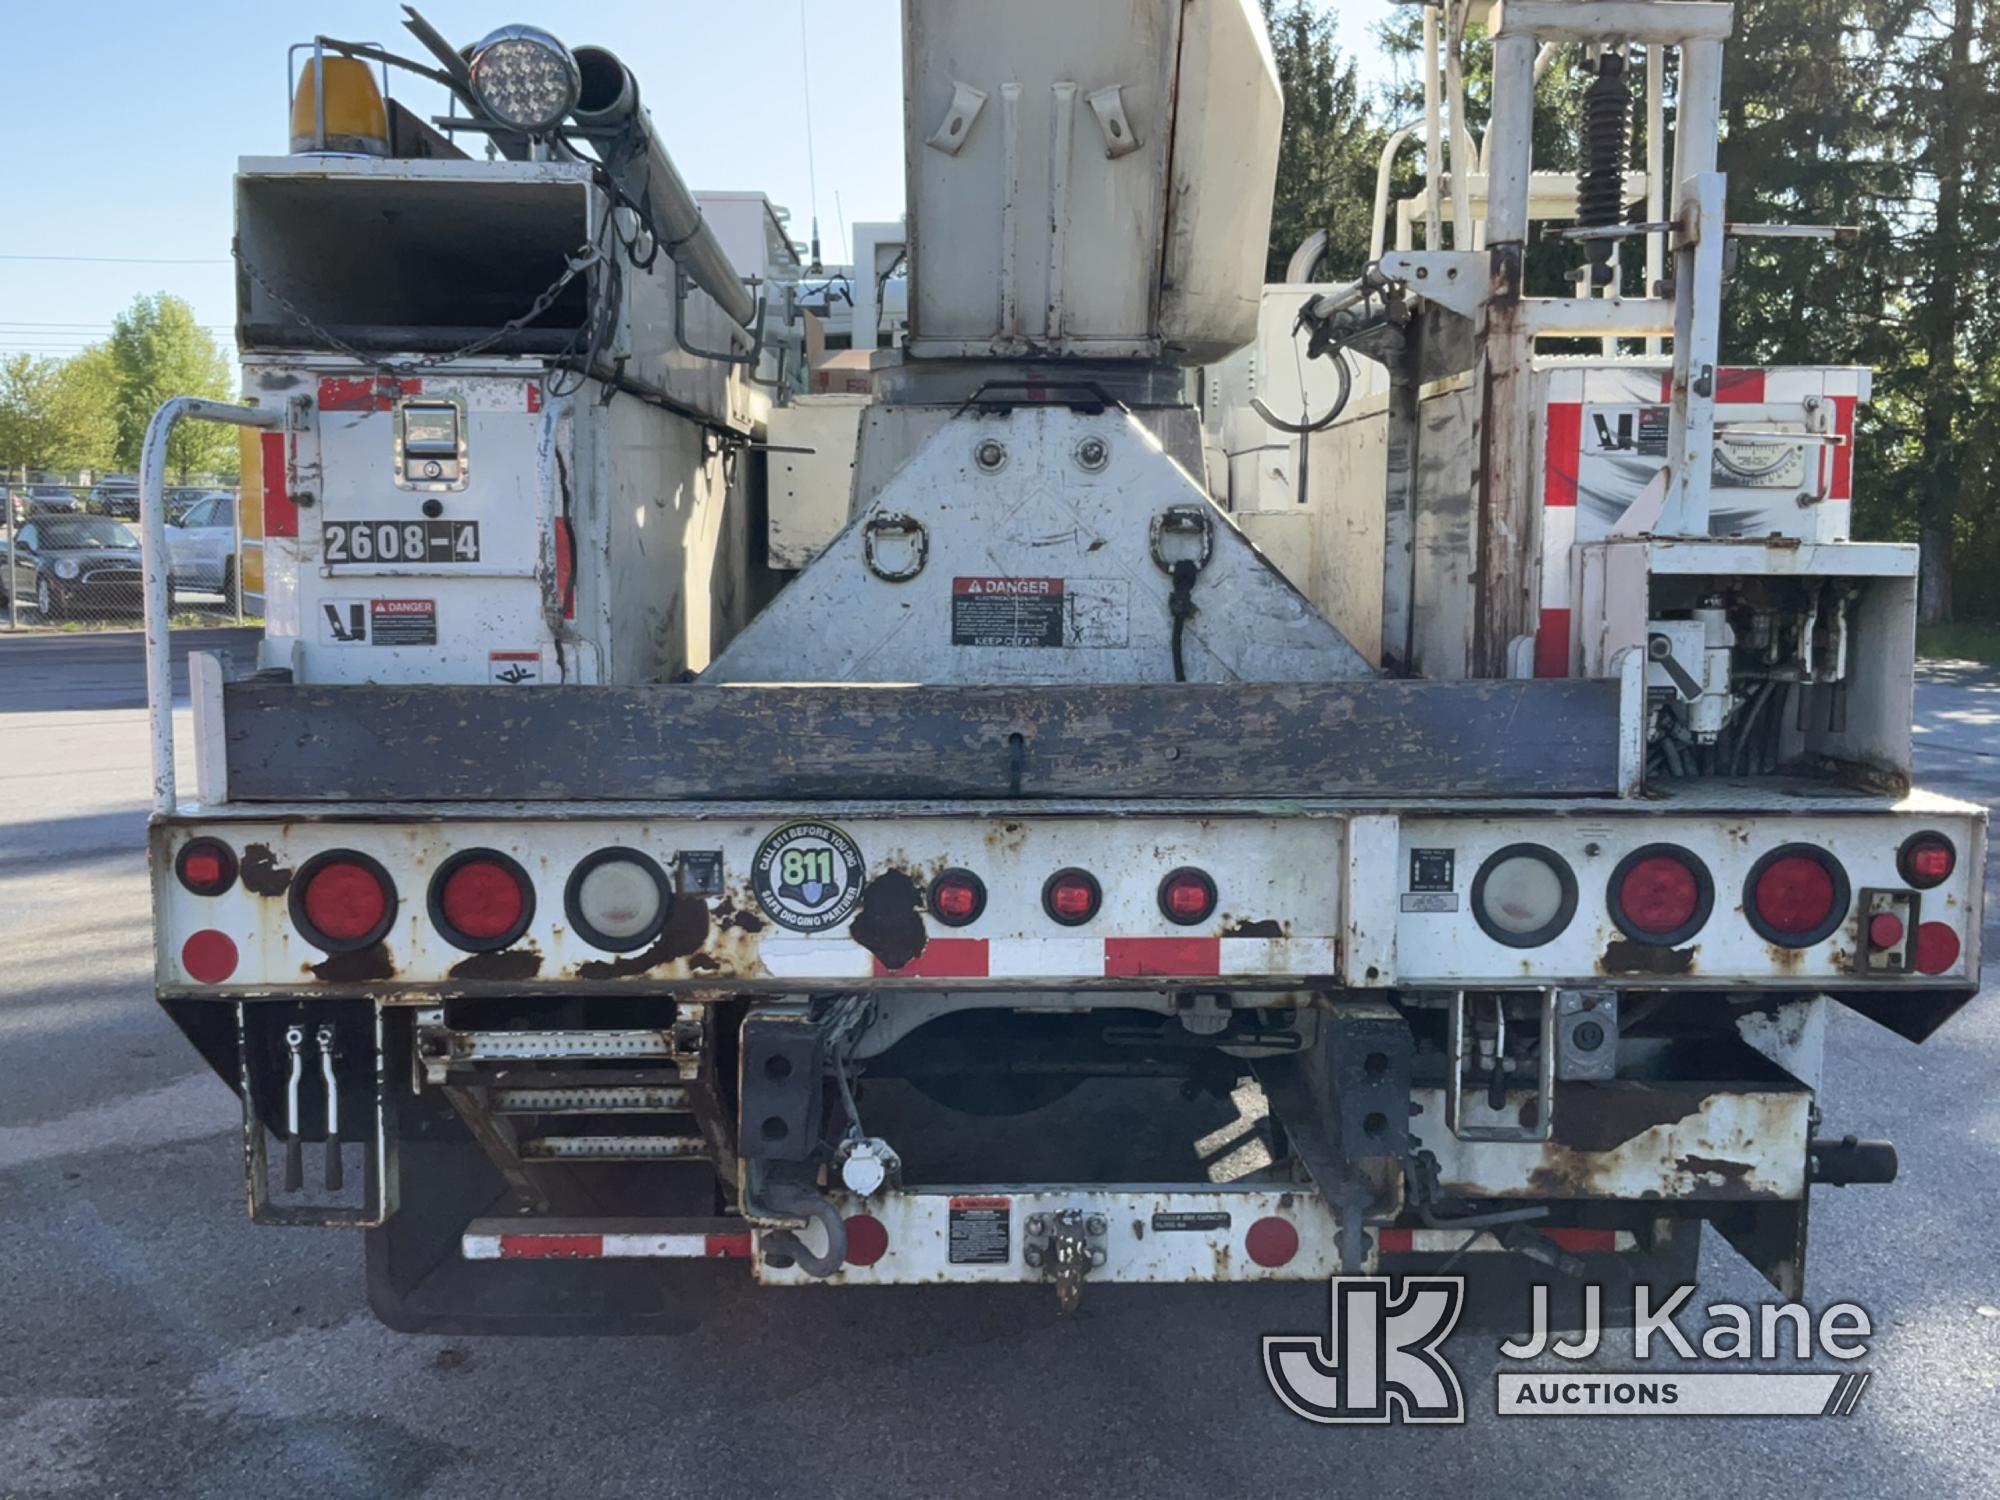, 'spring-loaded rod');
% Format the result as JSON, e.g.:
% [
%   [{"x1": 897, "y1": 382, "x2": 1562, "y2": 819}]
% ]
[{"x1": 1577, "y1": 49, "x2": 1633, "y2": 287}]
